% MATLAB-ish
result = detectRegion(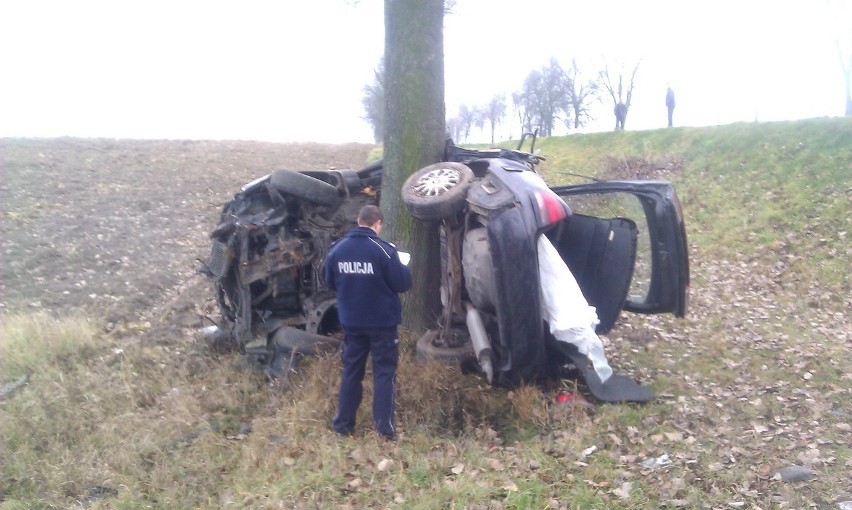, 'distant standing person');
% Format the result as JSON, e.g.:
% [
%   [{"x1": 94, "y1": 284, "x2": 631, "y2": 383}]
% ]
[
  {"x1": 324, "y1": 205, "x2": 412, "y2": 440},
  {"x1": 666, "y1": 86, "x2": 676, "y2": 127},
  {"x1": 614, "y1": 102, "x2": 627, "y2": 131}
]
